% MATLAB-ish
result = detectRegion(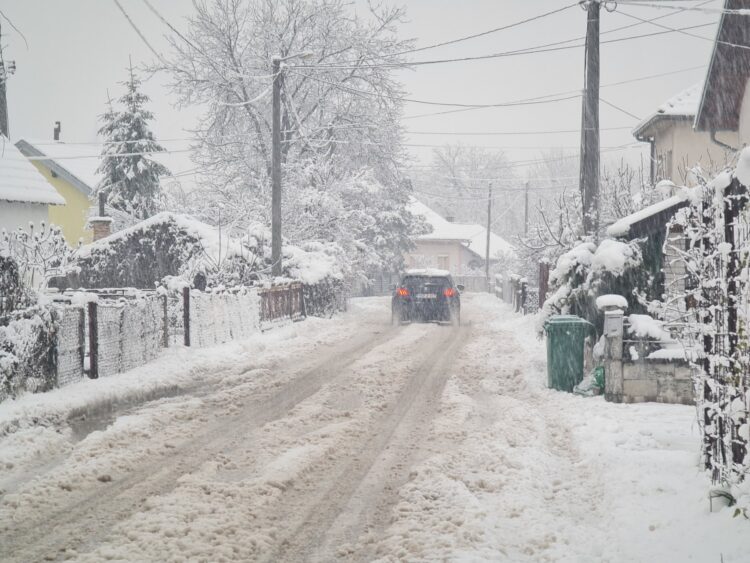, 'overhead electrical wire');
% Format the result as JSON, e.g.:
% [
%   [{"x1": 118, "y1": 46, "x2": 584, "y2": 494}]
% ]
[{"x1": 112, "y1": 0, "x2": 167, "y2": 65}]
